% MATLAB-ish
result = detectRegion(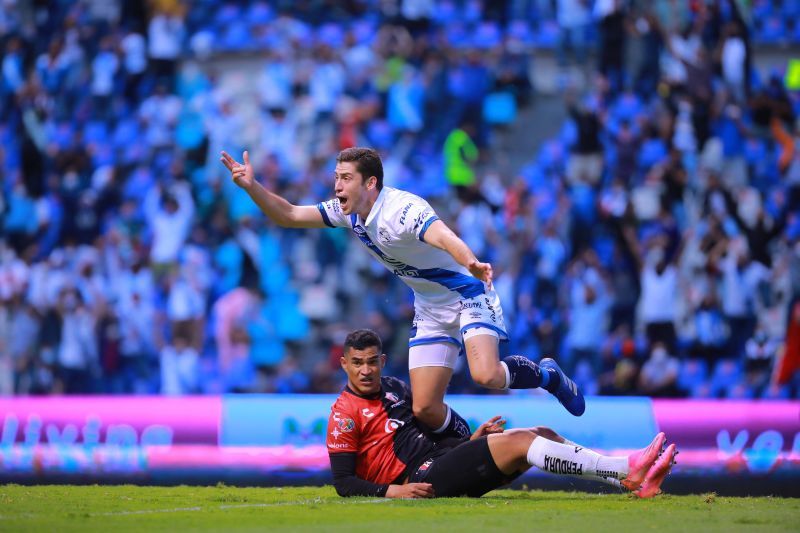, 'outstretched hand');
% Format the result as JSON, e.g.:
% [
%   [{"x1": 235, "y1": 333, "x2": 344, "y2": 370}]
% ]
[
  {"x1": 468, "y1": 259, "x2": 493, "y2": 286},
  {"x1": 220, "y1": 150, "x2": 255, "y2": 190},
  {"x1": 470, "y1": 415, "x2": 506, "y2": 440}
]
